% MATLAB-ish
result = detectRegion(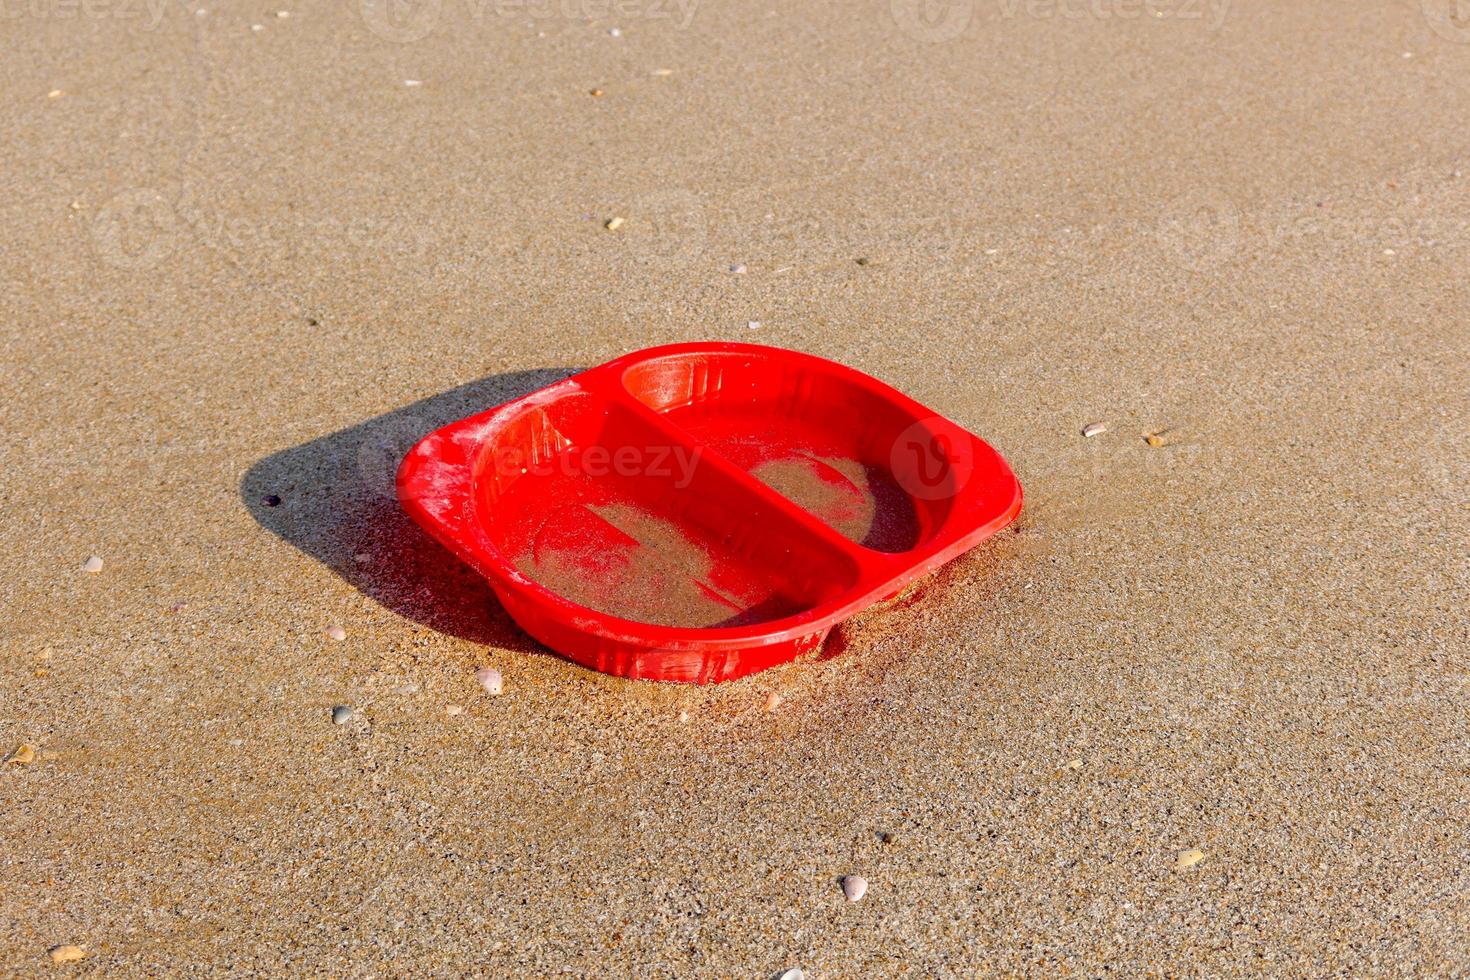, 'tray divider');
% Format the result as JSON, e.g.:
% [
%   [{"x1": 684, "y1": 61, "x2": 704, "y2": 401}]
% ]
[{"x1": 605, "y1": 386, "x2": 890, "y2": 577}]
